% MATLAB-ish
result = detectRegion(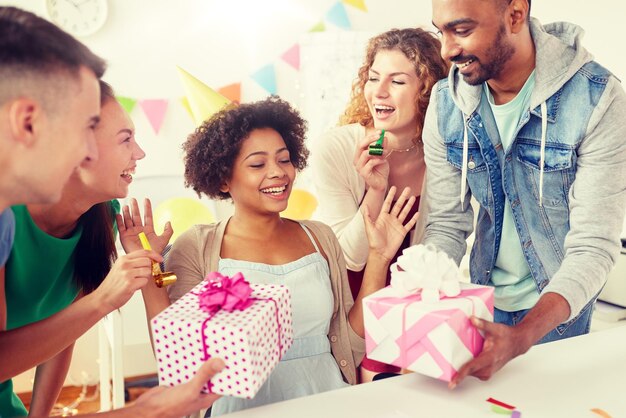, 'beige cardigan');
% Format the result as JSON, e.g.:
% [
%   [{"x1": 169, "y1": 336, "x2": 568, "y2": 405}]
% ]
[{"x1": 166, "y1": 218, "x2": 365, "y2": 386}]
